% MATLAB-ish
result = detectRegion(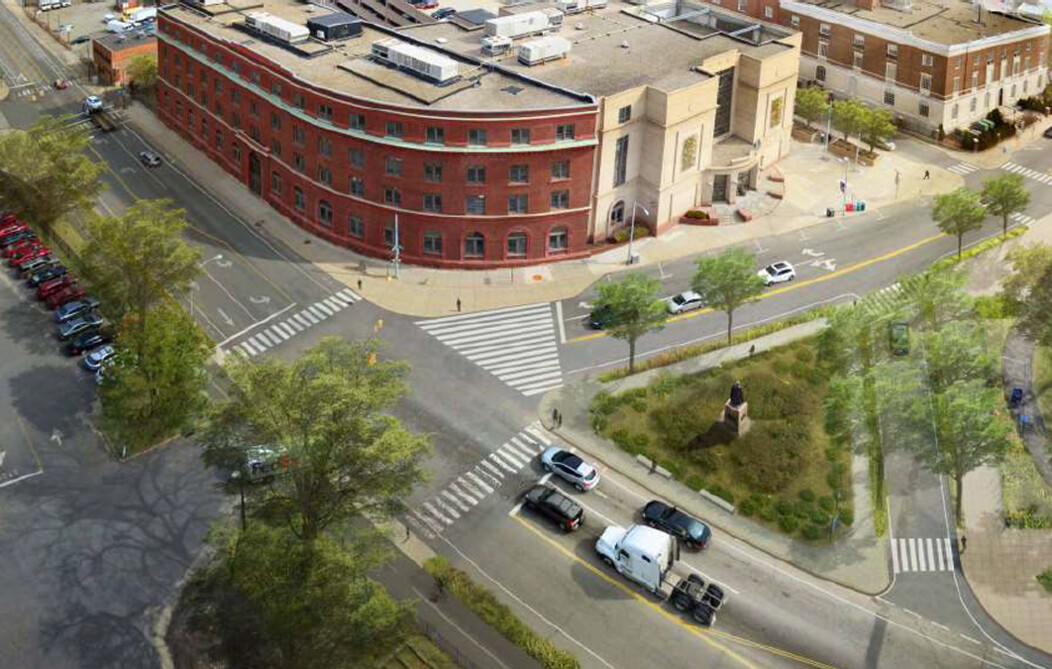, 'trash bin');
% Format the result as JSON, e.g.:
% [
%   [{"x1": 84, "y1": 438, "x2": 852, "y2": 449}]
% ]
[
  {"x1": 826, "y1": 207, "x2": 835, "y2": 218},
  {"x1": 856, "y1": 201, "x2": 866, "y2": 212},
  {"x1": 846, "y1": 202, "x2": 855, "y2": 212}
]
